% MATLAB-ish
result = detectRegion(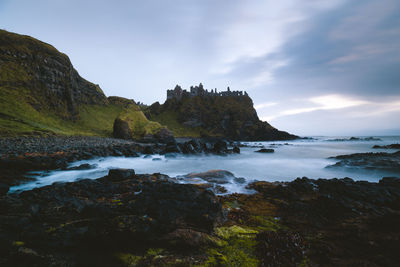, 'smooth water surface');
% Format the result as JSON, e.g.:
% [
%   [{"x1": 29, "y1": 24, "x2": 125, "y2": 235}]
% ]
[{"x1": 10, "y1": 136, "x2": 400, "y2": 193}]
